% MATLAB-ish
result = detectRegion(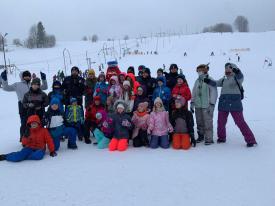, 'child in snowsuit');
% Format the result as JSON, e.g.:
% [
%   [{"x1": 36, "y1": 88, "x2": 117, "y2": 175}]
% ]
[
  {"x1": 153, "y1": 76, "x2": 171, "y2": 111},
  {"x1": 0, "y1": 115, "x2": 57, "y2": 162},
  {"x1": 125, "y1": 73, "x2": 140, "y2": 95},
  {"x1": 171, "y1": 96, "x2": 196, "y2": 150},
  {"x1": 83, "y1": 96, "x2": 105, "y2": 144},
  {"x1": 65, "y1": 97, "x2": 85, "y2": 142},
  {"x1": 191, "y1": 64, "x2": 218, "y2": 145},
  {"x1": 109, "y1": 102, "x2": 133, "y2": 152},
  {"x1": 171, "y1": 74, "x2": 191, "y2": 110},
  {"x1": 93, "y1": 110, "x2": 114, "y2": 149},
  {"x1": 93, "y1": 73, "x2": 108, "y2": 105},
  {"x1": 46, "y1": 98, "x2": 78, "y2": 150},
  {"x1": 84, "y1": 69, "x2": 97, "y2": 108},
  {"x1": 148, "y1": 97, "x2": 173, "y2": 149},
  {"x1": 119, "y1": 80, "x2": 135, "y2": 114},
  {"x1": 22, "y1": 78, "x2": 49, "y2": 126},
  {"x1": 48, "y1": 80, "x2": 64, "y2": 112},
  {"x1": 106, "y1": 75, "x2": 122, "y2": 112},
  {"x1": 133, "y1": 85, "x2": 151, "y2": 112},
  {"x1": 131, "y1": 102, "x2": 150, "y2": 147}
]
